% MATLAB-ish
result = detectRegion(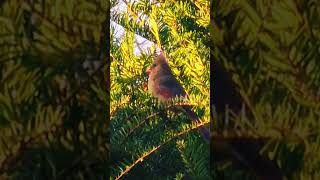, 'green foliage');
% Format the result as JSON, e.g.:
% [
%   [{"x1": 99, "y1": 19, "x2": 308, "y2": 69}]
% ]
[
  {"x1": 212, "y1": 0, "x2": 320, "y2": 179},
  {"x1": 110, "y1": 0, "x2": 210, "y2": 179},
  {"x1": 0, "y1": 0, "x2": 109, "y2": 179}
]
